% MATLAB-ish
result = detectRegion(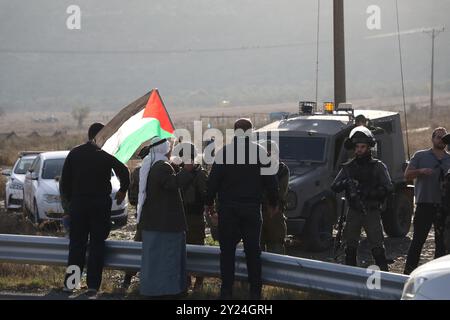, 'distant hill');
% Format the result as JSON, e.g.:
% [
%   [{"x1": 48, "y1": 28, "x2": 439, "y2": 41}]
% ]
[{"x1": 0, "y1": 0, "x2": 449, "y2": 112}]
